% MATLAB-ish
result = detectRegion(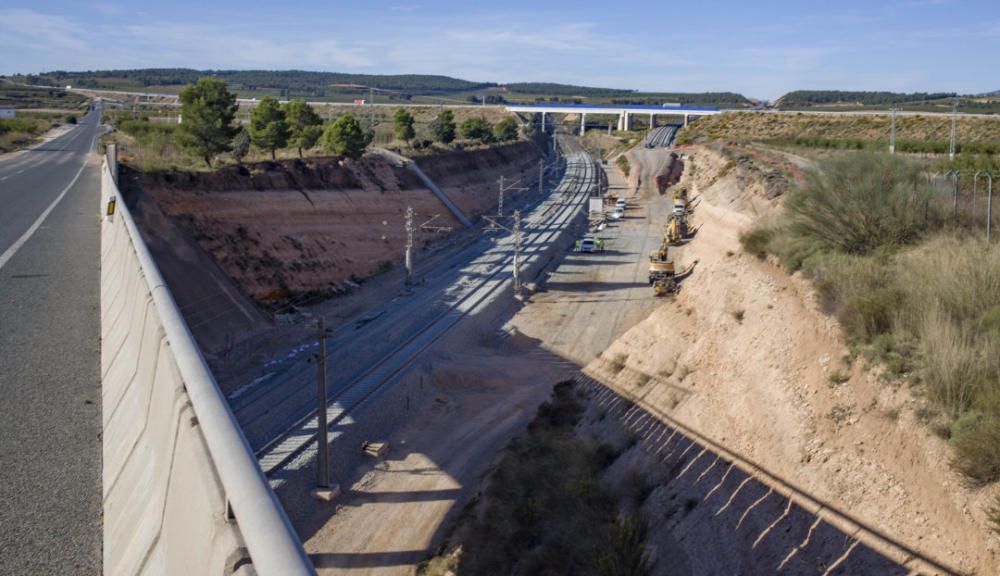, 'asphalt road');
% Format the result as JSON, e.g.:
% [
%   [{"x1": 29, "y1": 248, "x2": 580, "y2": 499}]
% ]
[{"x1": 0, "y1": 108, "x2": 102, "y2": 574}]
